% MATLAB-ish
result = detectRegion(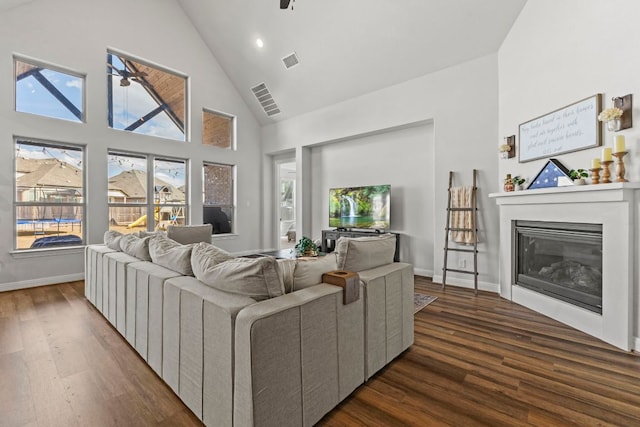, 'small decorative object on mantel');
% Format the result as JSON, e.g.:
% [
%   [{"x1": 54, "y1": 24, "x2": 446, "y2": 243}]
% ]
[
  {"x1": 512, "y1": 176, "x2": 526, "y2": 190},
  {"x1": 527, "y1": 158, "x2": 572, "y2": 189},
  {"x1": 499, "y1": 135, "x2": 516, "y2": 159},
  {"x1": 589, "y1": 158, "x2": 602, "y2": 184},
  {"x1": 504, "y1": 174, "x2": 514, "y2": 192},
  {"x1": 568, "y1": 169, "x2": 589, "y2": 185},
  {"x1": 601, "y1": 147, "x2": 613, "y2": 183},
  {"x1": 613, "y1": 134, "x2": 628, "y2": 182}
]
